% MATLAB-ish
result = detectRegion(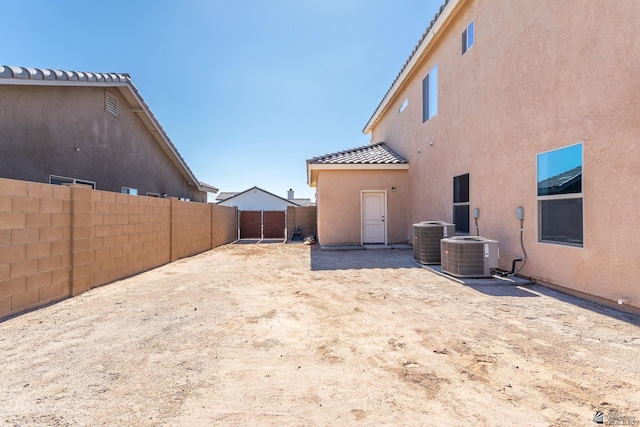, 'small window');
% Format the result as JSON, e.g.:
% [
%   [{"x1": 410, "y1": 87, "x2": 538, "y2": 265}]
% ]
[
  {"x1": 537, "y1": 143, "x2": 583, "y2": 246},
  {"x1": 453, "y1": 173, "x2": 470, "y2": 234},
  {"x1": 105, "y1": 91, "x2": 119, "y2": 116},
  {"x1": 50, "y1": 175, "x2": 96, "y2": 189},
  {"x1": 399, "y1": 98, "x2": 408, "y2": 113},
  {"x1": 422, "y1": 65, "x2": 438, "y2": 122},
  {"x1": 462, "y1": 21, "x2": 474, "y2": 54},
  {"x1": 121, "y1": 187, "x2": 138, "y2": 195}
]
